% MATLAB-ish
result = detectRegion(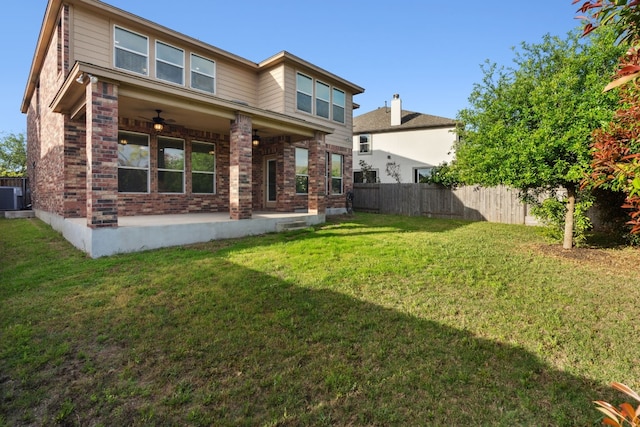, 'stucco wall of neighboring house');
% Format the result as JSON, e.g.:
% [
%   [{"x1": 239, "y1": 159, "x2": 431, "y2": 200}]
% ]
[{"x1": 353, "y1": 127, "x2": 456, "y2": 184}]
